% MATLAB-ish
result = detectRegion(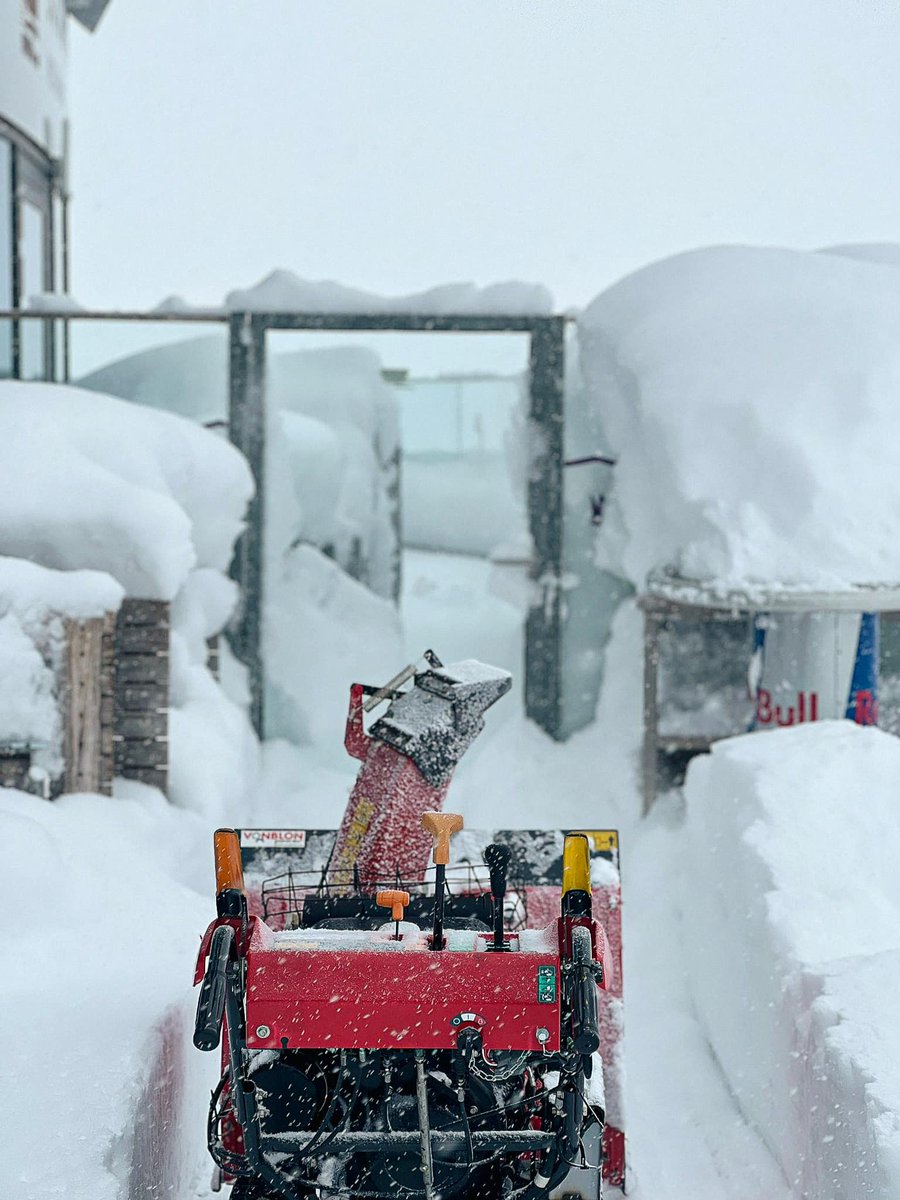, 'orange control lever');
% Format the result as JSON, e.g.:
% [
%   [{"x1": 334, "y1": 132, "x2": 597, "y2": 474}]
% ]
[
  {"x1": 421, "y1": 811, "x2": 464, "y2": 865},
  {"x1": 376, "y1": 890, "x2": 410, "y2": 923}
]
